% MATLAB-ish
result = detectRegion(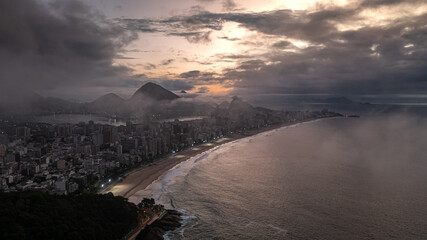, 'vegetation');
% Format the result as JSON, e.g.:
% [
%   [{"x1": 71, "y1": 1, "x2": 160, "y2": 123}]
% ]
[
  {"x1": 137, "y1": 198, "x2": 165, "y2": 219},
  {"x1": 0, "y1": 191, "x2": 138, "y2": 240}
]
